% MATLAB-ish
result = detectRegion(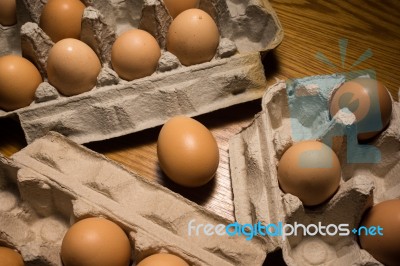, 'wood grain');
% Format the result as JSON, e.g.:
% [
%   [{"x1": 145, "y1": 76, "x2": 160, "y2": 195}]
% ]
[
  {"x1": 1, "y1": 1, "x2": 399, "y2": 224},
  {"x1": 267, "y1": 0, "x2": 400, "y2": 100}
]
